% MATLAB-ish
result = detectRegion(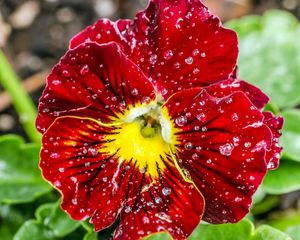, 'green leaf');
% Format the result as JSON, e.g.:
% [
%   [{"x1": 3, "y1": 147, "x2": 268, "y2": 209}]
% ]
[
  {"x1": 286, "y1": 225, "x2": 300, "y2": 240},
  {"x1": 252, "y1": 225, "x2": 292, "y2": 240},
  {"x1": 280, "y1": 109, "x2": 300, "y2": 162},
  {"x1": 144, "y1": 220, "x2": 292, "y2": 240},
  {"x1": 262, "y1": 161, "x2": 300, "y2": 194},
  {"x1": 14, "y1": 200, "x2": 80, "y2": 239},
  {"x1": 226, "y1": 10, "x2": 300, "y2": 109},
  {"x1": 0, "y1": 135, "x2": 52, "y2": 204},
  {"x1": 190, "y1": 220, "x2": 253, "y2": 240},
  {"x1": 14, "y1": 220, "x2": 55, "y2": 240},
  {"x1": 83, "y1": 232, "x2": 97, "y2": 240}
]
